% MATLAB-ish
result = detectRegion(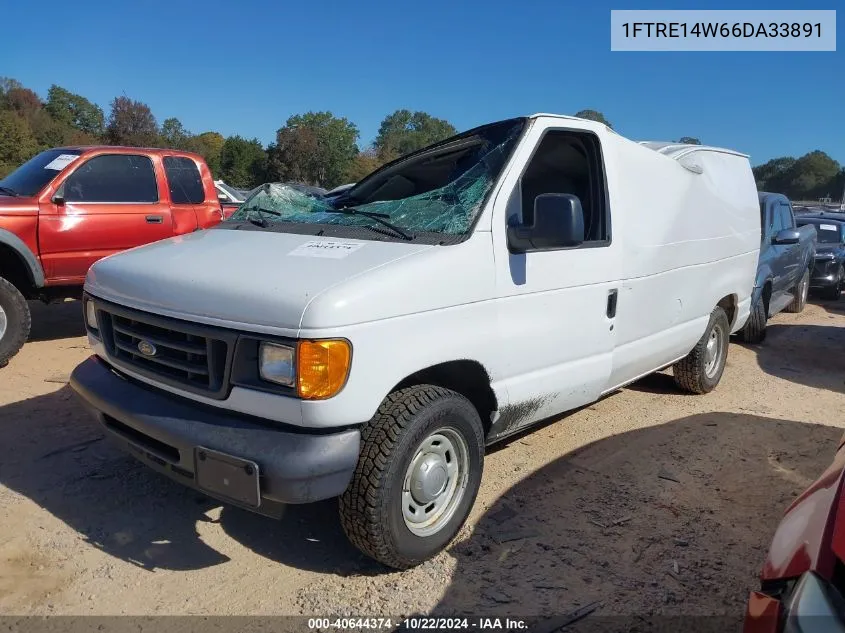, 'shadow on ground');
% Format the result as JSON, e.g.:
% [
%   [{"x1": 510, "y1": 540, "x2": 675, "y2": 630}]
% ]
[
  {"x1": 0, "y1": 385, "x2": 372, "y2": 576},
  {"x1": 424, "y1": 412, "x2": 839, "y2": 627},
  {"x1": 27, "y1": 300, "x2": 86, "y2": 342},
  {"x1": 741, "y1": 321, "x2": 845, "y2": 393}
]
